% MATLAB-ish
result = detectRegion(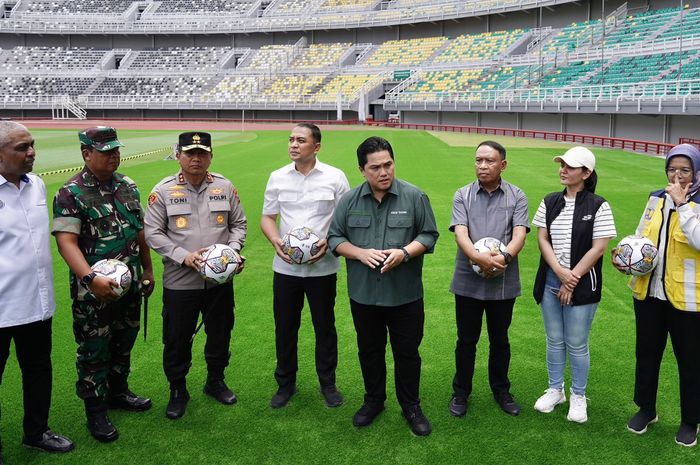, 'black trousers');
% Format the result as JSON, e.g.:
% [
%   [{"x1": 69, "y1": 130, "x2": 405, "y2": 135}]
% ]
[
  {"x1": 0, "y1": 318, "x2": 52, "y2": 442},
  {"x1": 162, "y1": 284, "x2": 234, "y2": 386},
  {"x1": 452, "y1": 295, "x2": 515, "y2": 399},
  {"x1": 350, "y1": 298, "x2": 424, "y2": 408},
  {"x1": 273, "y1": 272, "x2": 338, "y2": 391},
  {"x1": 634, "y1": 297, "x2": 700, "y2": 425}
]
